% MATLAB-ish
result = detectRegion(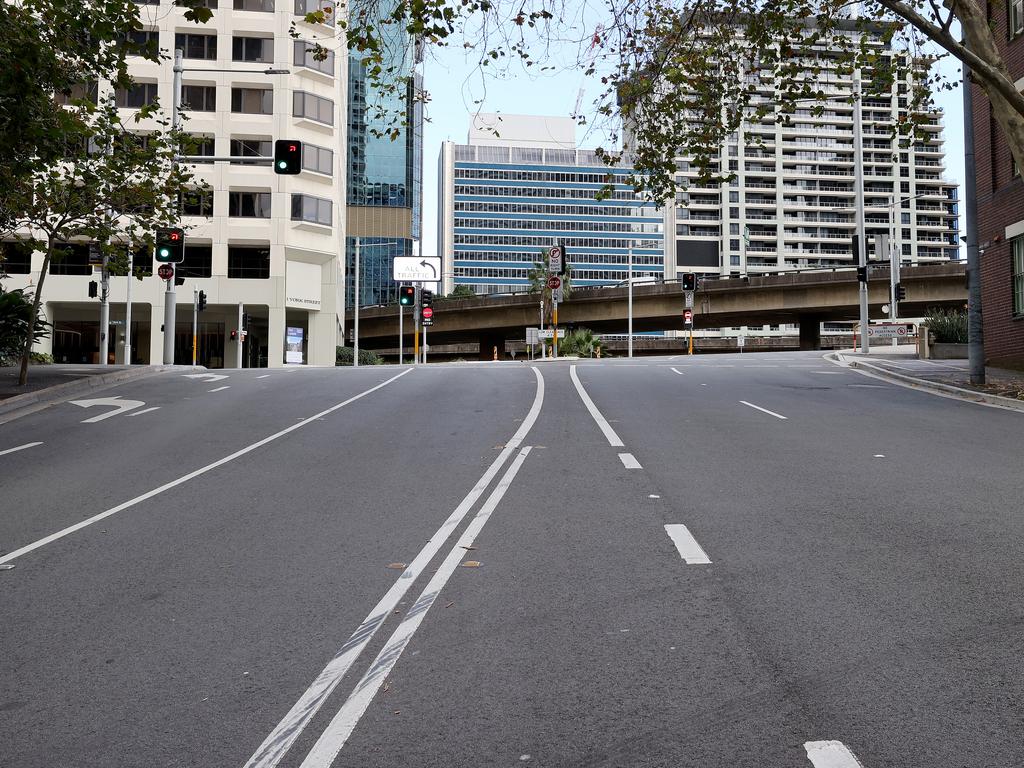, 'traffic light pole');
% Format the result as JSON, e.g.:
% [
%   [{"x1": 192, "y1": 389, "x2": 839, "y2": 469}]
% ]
[
  {"x1": 124, "y1": 246, "x2": 133, "y2": 364},
  {"x1": 627, "y1": 246, "x2": 633, "y2": 359},
  {"x1": 398, "y1": 302, "x2": 403, "y2": 365},
  {"x1": 353, "y1": 237, "x2": 360, "y2": 368},
  {"x1": 853, "y1": 69, "x2": 870, "y2": 354},
  {"x1": 192, "y1": 288, "x2": 198, "y2": 367},
  {"x1": 164, "y1": 48, "x2": 184, "y2": 366},
  {"x1": 413, "y1": 284, "x2": 420, "y2": 365},
  {"x1": 236, "y1": 304, "x2": 243, "y2": 368},
  {"x1": 99, "y1": 253, "x2": 110, "y2": 366}
]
